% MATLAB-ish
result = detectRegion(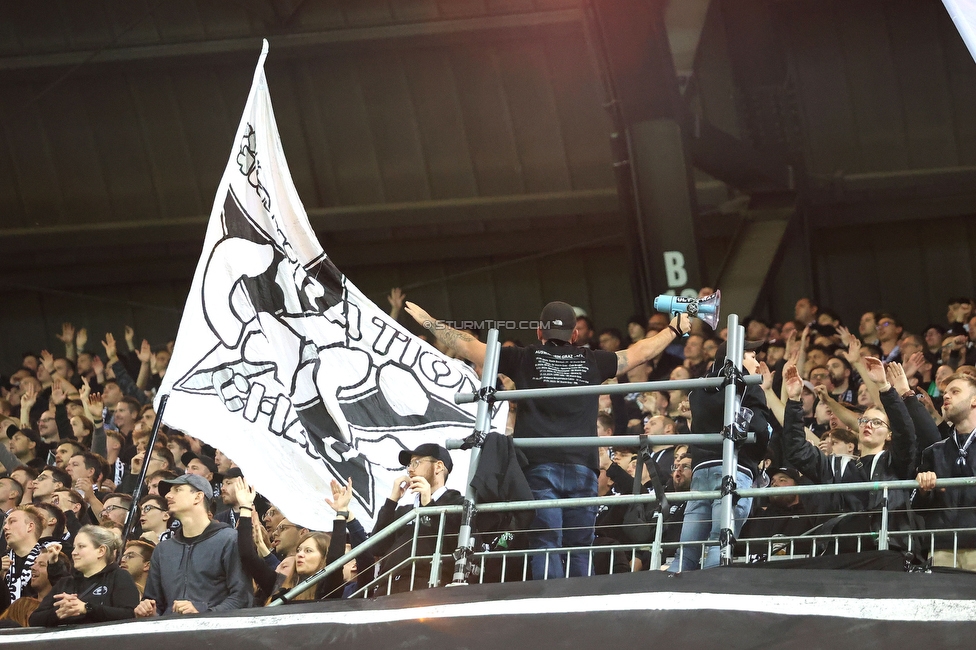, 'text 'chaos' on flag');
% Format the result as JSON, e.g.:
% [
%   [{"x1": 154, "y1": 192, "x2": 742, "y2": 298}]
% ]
[{"x1": 156, "y1": 41, "x2": 507, "y2": 531}]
